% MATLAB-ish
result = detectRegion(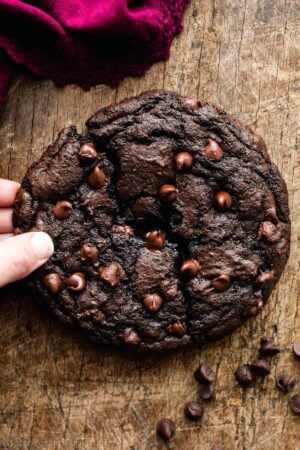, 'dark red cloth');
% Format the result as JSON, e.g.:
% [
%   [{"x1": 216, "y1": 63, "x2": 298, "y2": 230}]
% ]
[{"x1": 0, "y1": 0, "x2": 190, "y2": 107}]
